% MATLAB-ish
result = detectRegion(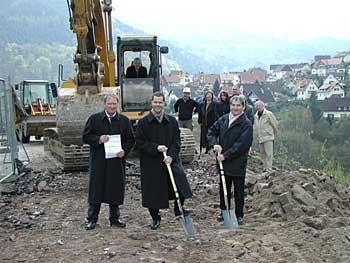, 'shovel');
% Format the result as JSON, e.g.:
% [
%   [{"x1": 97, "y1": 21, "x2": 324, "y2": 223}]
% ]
[
  {"x1": 163, "y1": 152, "x2": 197, "y2": 236},
  {"x1": 218, "y1": 157, "x2": 239, "y2": 229}
]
